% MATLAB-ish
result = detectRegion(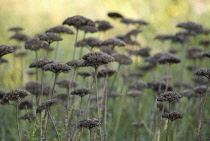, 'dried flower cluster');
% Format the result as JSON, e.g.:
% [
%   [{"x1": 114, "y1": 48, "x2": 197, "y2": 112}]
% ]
[
  {"x1": 157, "y1": 91, "x2": 182, "y2": 102},
  {"x1": 36, "y1": 99, "x2": 57, "y2": 113},
  {"x1": 77, "y1": 118, "x2": 100, "y2": 130},
  {"x1": 71, "y1": 88, "x2": 92, "y2": 97},
  {"x1": 161, "y1": 111, "x2": 183, "y2": 121},
  {"x1": 42, "y1": 62, "x2": 71, "y2": 74}
]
